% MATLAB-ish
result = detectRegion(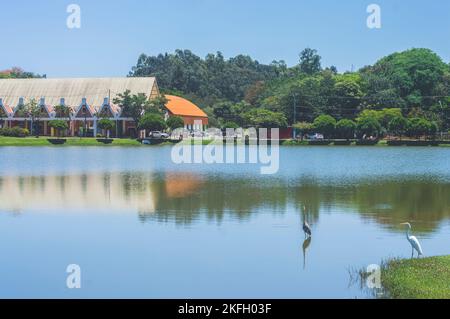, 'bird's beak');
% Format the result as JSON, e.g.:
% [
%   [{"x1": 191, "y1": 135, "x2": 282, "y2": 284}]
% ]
[{"x1": 400, "y1": 223, "x2": 408, "y2": 225}]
